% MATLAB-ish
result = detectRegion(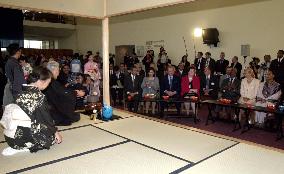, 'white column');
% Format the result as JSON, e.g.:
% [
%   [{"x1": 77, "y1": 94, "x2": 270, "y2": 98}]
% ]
[{"x1": 102, "y1": 17, "x2": 110, "y2": 106}]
